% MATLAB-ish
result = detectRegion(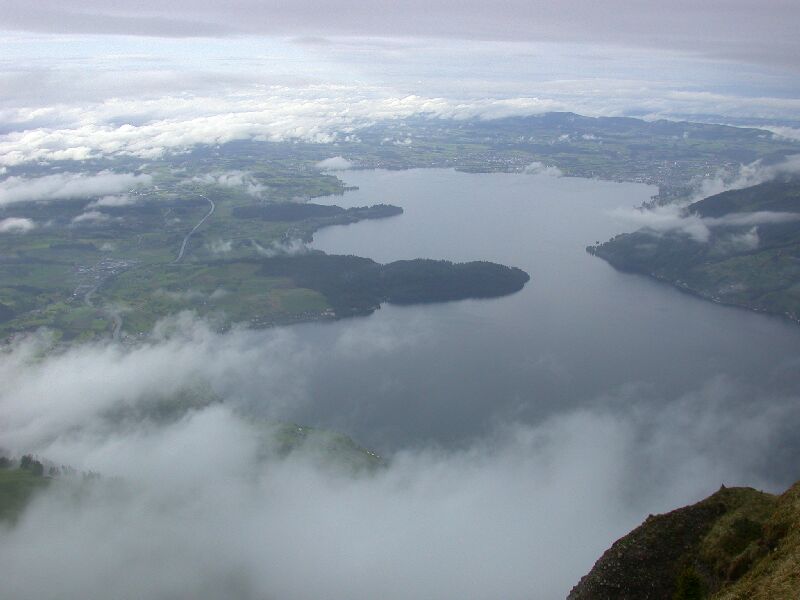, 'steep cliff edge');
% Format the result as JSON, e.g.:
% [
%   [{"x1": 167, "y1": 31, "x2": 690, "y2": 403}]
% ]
[{"x1": 568, "y1": 482, "x2": 800, "y2": 599}]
